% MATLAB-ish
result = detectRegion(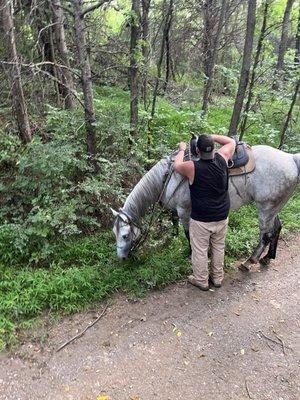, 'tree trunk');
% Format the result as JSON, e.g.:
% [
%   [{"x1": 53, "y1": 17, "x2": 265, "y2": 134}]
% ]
[
  {"x1": 50, "y1": 0, "x2": 75, "y2": 109},
  {"x1": 49, "y1": 26, "x2": 62, "y2": 107},
  {"x1": 151, "y1": 0, "x2": 174, "y2": 117},
  {"x1": 34, "y1": 5, "x2": 70, "y2": 109},
  {"x1": 34, "y1": 8, "x2": 55, "y2": 73},
  {"x1": 228, "y1": 0, "x2": 257, "y2": 137},
  {"x1": 141, "y1": 0, "x2": 151, "y2": 110},
  {"x1": 278, "y1": 78, "x2": 300, "y2": 149},
  {"x1": 201, "y1": 0, "x2": 227, "y2": 116},
  {"x1": 0, "y1": 0, "x2": 32, "y2": 144},
  {"x1": 273, "y1": 0, "x2": 295, "y2": 88},
  {"x1": 71, "y1": 0, "x2": 97, "y2": 162},
  {"x1": 162, "y1": 0, "x2": 174, "y2": 94},
  {"x1": 129, "y1": 0, "x2": 141, "y2": 137},
  {"x1": 240, "y1": 0, "x2": 269, "y2": 139},
  {"x1": 294, "y1": 5, "x2": 300, "y2": 66}
]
